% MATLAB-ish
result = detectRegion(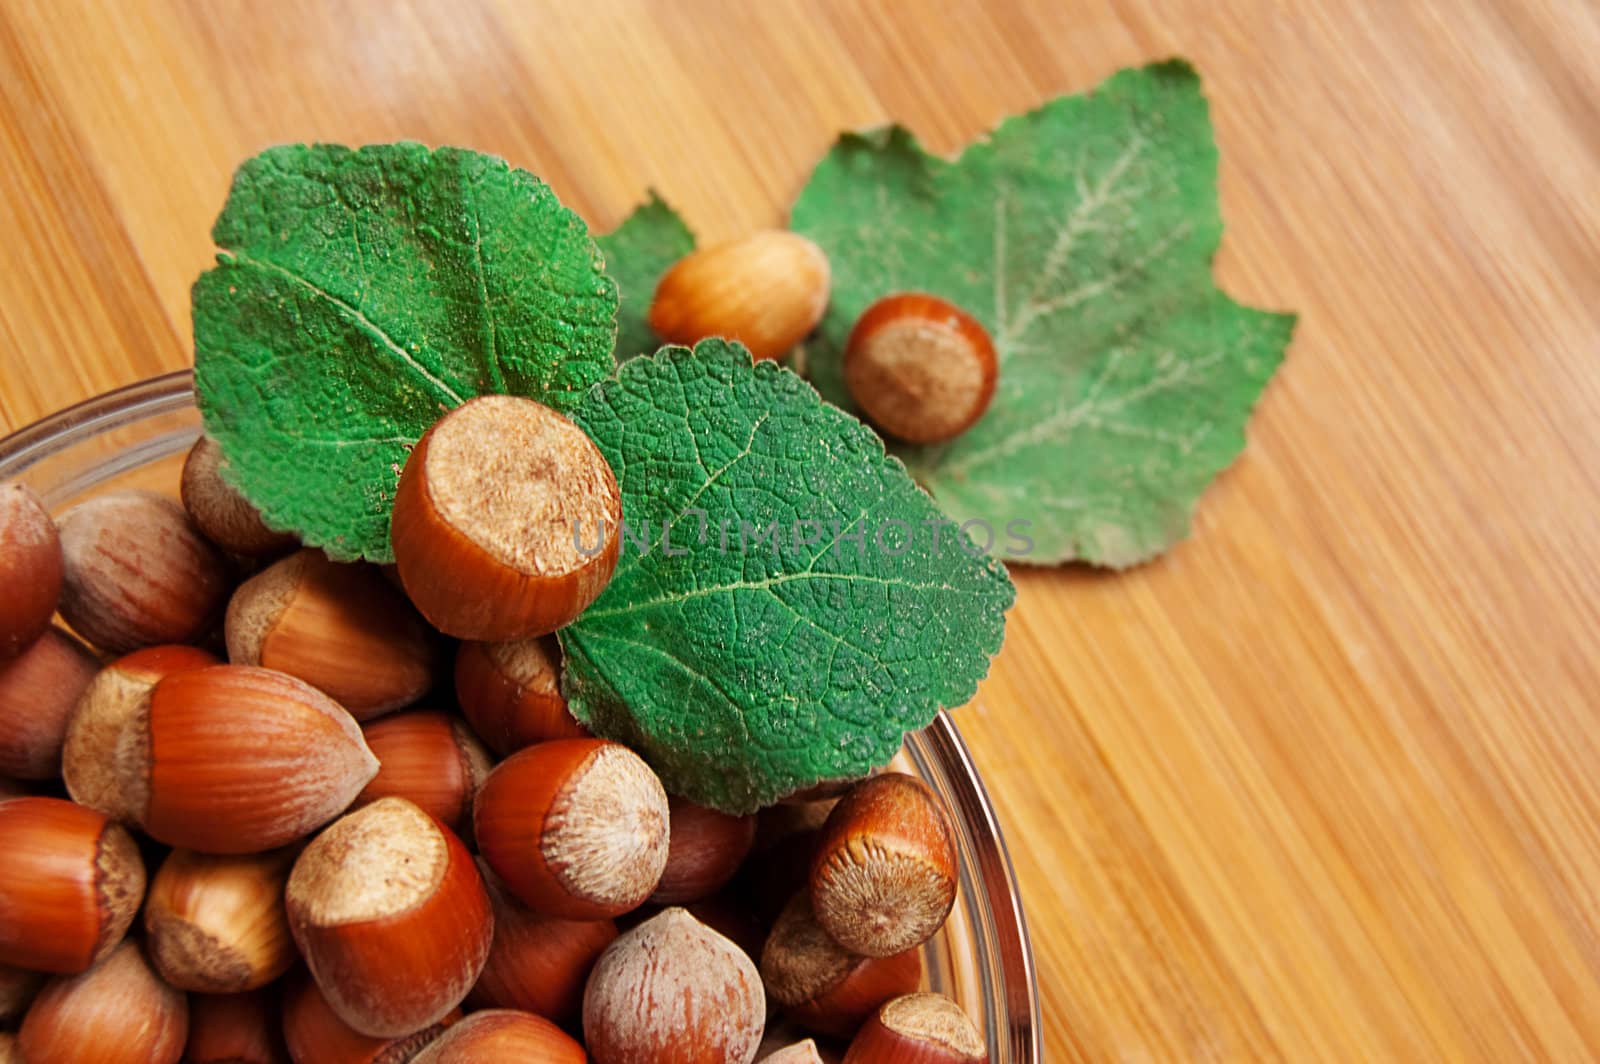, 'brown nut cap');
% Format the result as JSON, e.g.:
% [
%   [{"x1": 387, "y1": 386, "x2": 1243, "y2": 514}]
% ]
[
  {"x1": 454, "y1": 637, "x2": 586, "y2": 755},
  {"x1": 0, "y1": 481, "x2": 62, "y2": 660},
  {"x1": 842, "y1": 993, "x2": 985, "y2": 1063},
  {"x1": 0, "y1": 627, "x2": 99, "y2": 779},
  {"x1": 61, "y1": 644, "x2": 219, "y2": 817},
  {"x1": 475, "y1": 738, "x2": 670, "y2": 920},
  {"x1": 0, "y1": 796, "x2": 145, "y2": 973},
  {"x1": 761, "y1": 894, "x2": 922, "y2": 1039},
  {"x1": 0, "y1": 964, "x2": 44, "y2": 1025},
  {"x1": 120, "y1": 664, "x2": 379, "y2": 853},
  {"x1": 354, "y1": 710, "x2": 491, "y2": 837},
  {"x1": 583, "y1": 907, "x2": 766, "y2": 1064},
  {"x1": 286, "y1": 798, "x2": 494, "y2": 1038},
  {"x1": 181, "y1": 436, "x2": 298, "y2": 557},
  {"x1": 649, "y1": 231, "x2": 831, "y2": 361},
  {"x1": 56, "y1": 490, "x2": 231, "y2": 654},
  {"x1": 184, "y1": 989, "x2": 290, "y2": 1064},
  {"x1": 144, "y1": 847, "x2": 297, "y2": 993},
  {"x1": 391, "y1": 396, "x2": 622, "y2": 641},
  {"x1": 409, "y1": 1010, "x2": 585, "y2": 1063},
  {"x1": 226, "y1": 549, "x2": 438, "y2": 720},
  {"x1": 467, "y1": 862, "x2": 617, "y2": 1021},
  {"x1": 842, "y1": 294, "x2": 997, "y2": 444},
  {"x1": 17, "y1": 939, "x2": 188, "y2": 1064},
  {"x1": 810, "y1": 773, "x2": 957, "y2": 957},
  {"x1": 650, "y1": 797, "x2": 757, "y2": 905},
  {"x1": 282, "y1": 972, "x2": 458, "y2": 1064}
]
